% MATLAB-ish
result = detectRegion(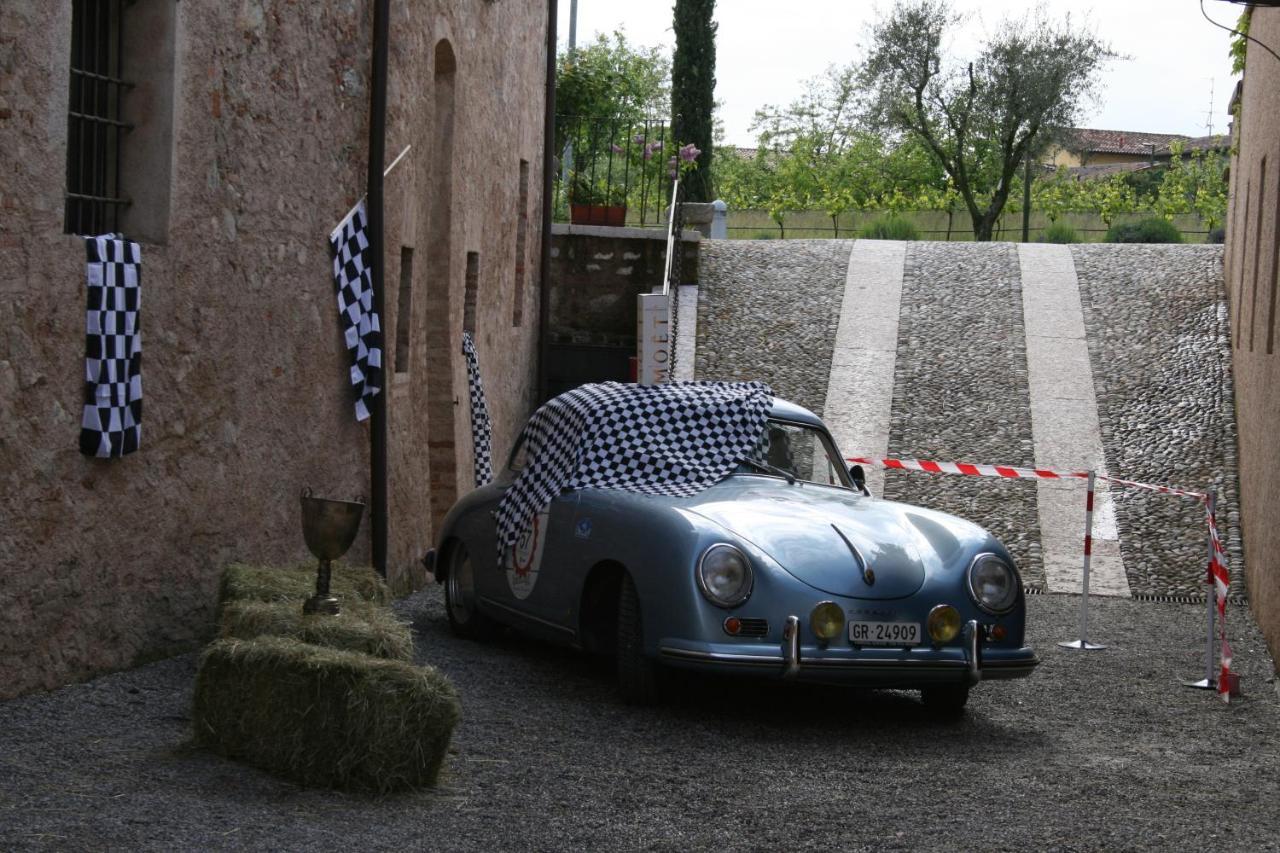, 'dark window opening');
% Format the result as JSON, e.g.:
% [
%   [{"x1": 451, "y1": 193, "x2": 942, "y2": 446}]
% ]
[
  {"x1": 1249, "y1": 158, "x2": 1267, "y2": 352},
  {"x1": 513, "y1": 159, "x2": 530, "y2": 327},
  {"x1": 464, "y1": 252, "x2": 480, "y2": 335},
  {"x1": 65, "y1": 0, "x2": 132, "y2": 235},
  {"x1": 395, "y1": 247, "x2": 415, "y2": 373}
]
